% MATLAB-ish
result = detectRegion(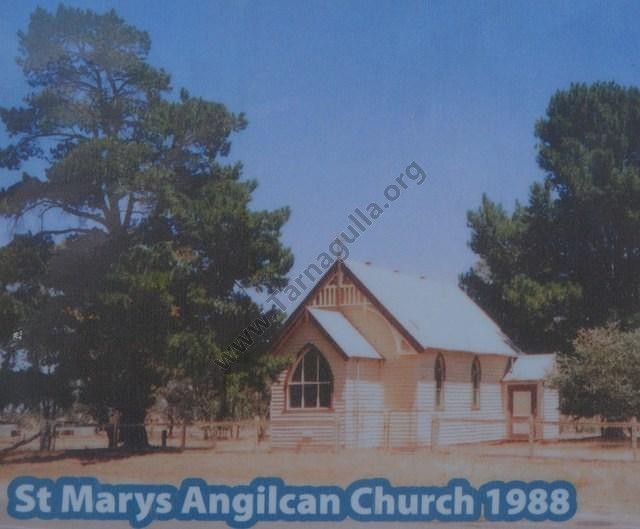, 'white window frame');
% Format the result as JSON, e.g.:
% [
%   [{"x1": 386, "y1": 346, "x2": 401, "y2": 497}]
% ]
[
  {"x1": 287, "y1": 347, "x2": 333, "y2": 410},
  {"x1": 471, "y1": 356, "x2": 481, "y2": 410}
]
